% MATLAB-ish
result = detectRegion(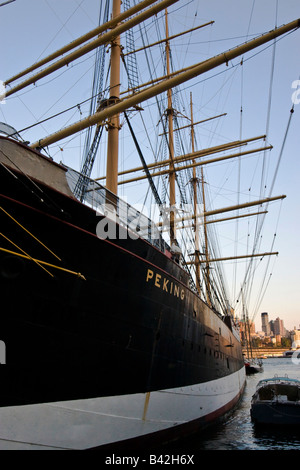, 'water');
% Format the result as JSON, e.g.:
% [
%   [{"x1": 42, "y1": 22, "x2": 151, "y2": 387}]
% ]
[{"x1": 168, "y1": 358, "x2": 300, "y2": 451}]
